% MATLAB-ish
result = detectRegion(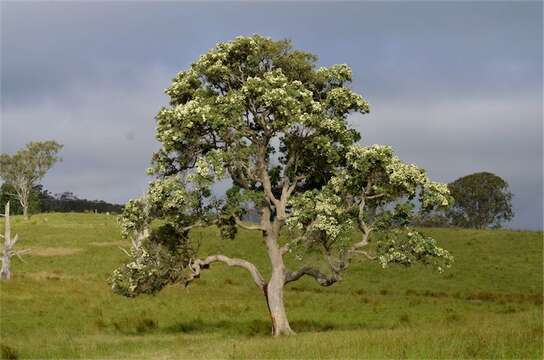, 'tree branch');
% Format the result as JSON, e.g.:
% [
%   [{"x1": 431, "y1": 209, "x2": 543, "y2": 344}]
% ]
[
  {"x1": 13, "y1": 248, "x2": 31, "y2": 262},
  {"x1": 233, "y1": 215, "x2": 263, "y2": 231},
  {"x1": 256, "y1": 143, "x2": 282, "y2": 211},
  {"x1": 182, "y1": 220, "x2": 217, "y2": 232},
  {"x1": 279, "y1": 243, "x2": 291, "y2": 255},
  {"x1": 187, "y1": 254, "x2": 265, "y2": 288},
  {"x1": 284, "y1": 266, "x2": 340, "y2": 287},
  {"x1": 350, "y1": 249, "x2": 376, "y2": 260}
]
